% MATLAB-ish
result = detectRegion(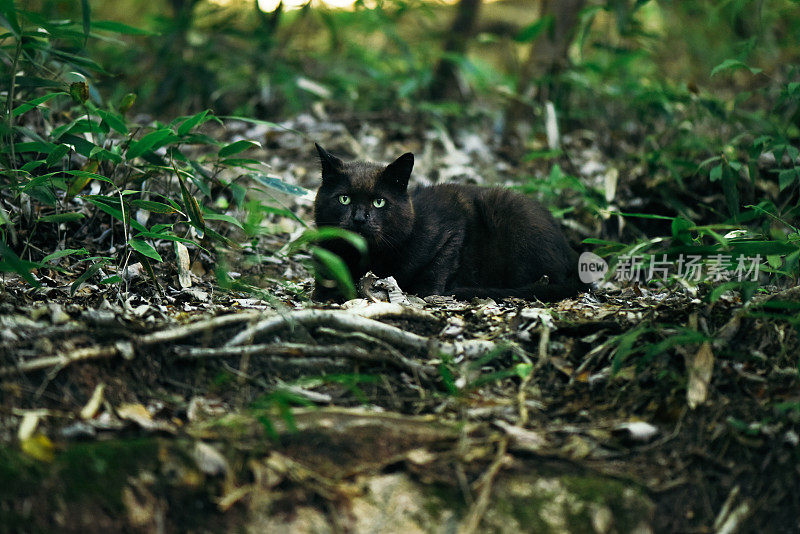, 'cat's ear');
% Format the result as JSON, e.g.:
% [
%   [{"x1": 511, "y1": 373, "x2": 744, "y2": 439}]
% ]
[
  {"x1": 381, "y1": 152, "x2": 414, "y2": 191},
  {"x1": 315, "y1": 143, "x2": 344, "y2": 180}
]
